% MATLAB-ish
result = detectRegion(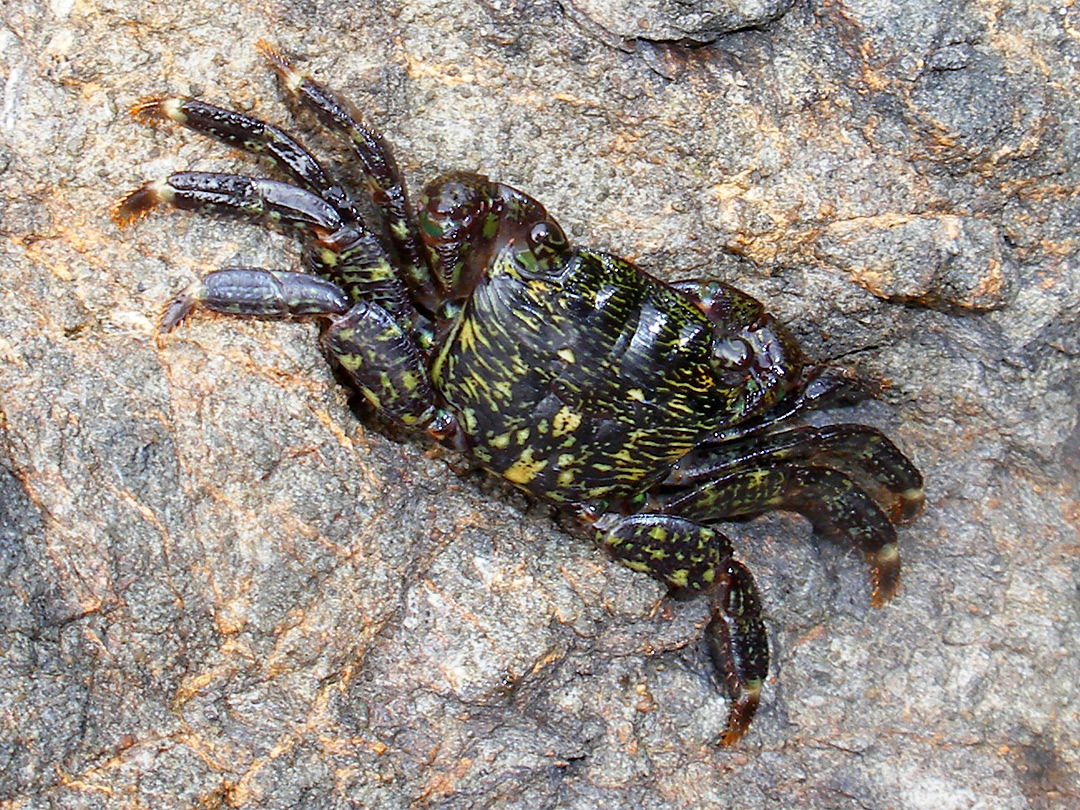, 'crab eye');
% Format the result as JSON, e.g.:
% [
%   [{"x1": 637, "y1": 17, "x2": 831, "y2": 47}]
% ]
[
  {"x1": 529, "y1": 220, "x2": 565, "y2": 247},
  {"x1": 713, "y1": 336, "x2": 754, "y2": 371}
]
